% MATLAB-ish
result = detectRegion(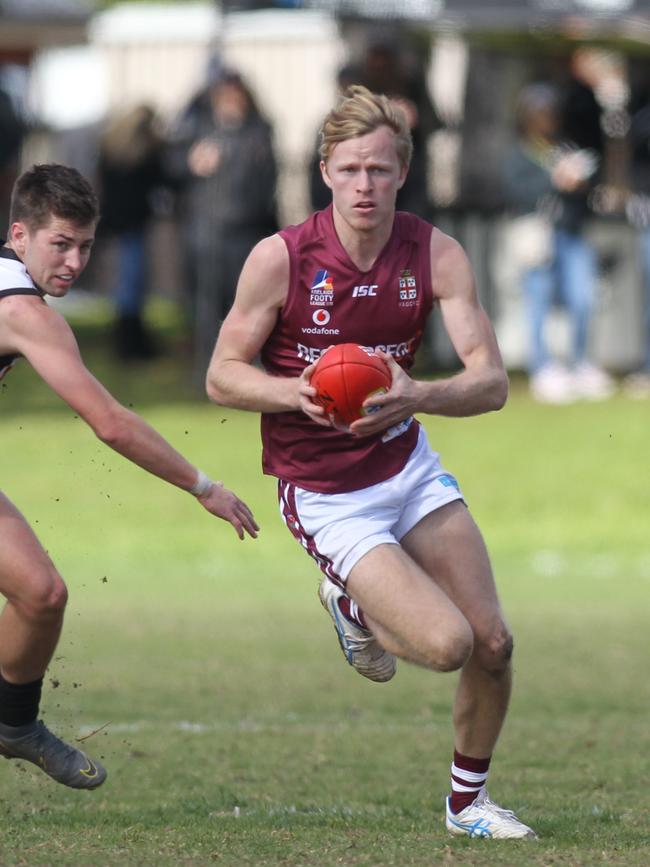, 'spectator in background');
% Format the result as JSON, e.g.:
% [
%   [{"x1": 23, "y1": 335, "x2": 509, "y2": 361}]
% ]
[
  {"x1": 167, "y1": 67, "x2": 278, "y2": 380},
  {"x1": 309, "y1": 38, "x2": 439, "y2": 218},
  {"x1": 561, "y1": 48, "x2": 606, "y2": 159},
  {"x1": 502, "y1": 82, "x2": 615, "y2": 404},
  {"x1": 0, "y1": 80, "x2": 26, "y2": 235},
  {"x1": 98, "y1": 104, "x2": 168, "y2": 360},
  {"x1": 309, "y1": 63, "x2": 358, "y2": 213},
  {"x1": 623, "y1": 84, "x2": 650, "y2": 398}
]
